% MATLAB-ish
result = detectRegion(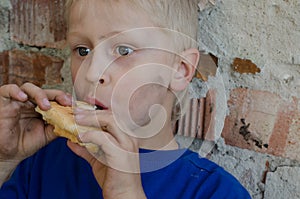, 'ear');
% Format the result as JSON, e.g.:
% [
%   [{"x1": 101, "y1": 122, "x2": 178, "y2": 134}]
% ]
[{"x1": 170, "y1": 48, "x2": 200, "y2": 91}]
